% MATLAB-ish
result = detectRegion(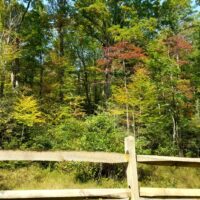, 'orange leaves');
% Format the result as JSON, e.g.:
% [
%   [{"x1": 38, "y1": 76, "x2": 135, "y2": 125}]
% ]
[
  {"x1": 104, "y1": 41, "x2": 146, "y2": 60},
  {"x1": 96, "y1": 58, "x2": 111, "y2": 66},
  {"x1": 177, "y1": 79, "x2": 193, "y2": 100},
  {"x1": 97, "y1": 41, "x2": 146, "y2": 66},
  {"x1": 164, "y1": 35, "x2": 193, "y2": 66},
  {"x1": 166, "y1": 35, "x2": 192, "y2": 52}
]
